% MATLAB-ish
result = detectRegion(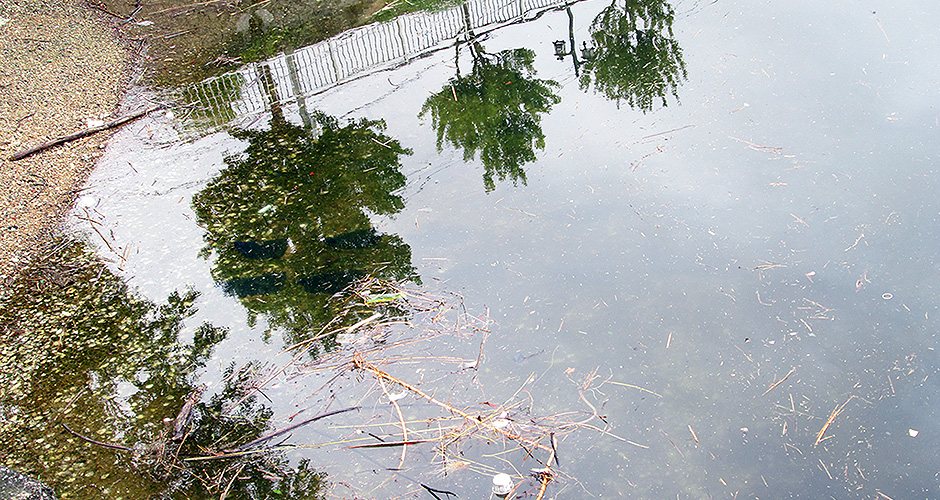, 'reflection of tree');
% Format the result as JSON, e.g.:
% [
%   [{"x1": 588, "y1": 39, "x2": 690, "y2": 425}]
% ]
[
  {"x1": 192, "y1": 109, "x2": 418, "y2": 351},
  {"x1": 420, "y1": 44, "x2": 560, "y2": 192},
  {"x1": 169, "y1": 362, "x2": 328, "y2": 499},
  {"x1": 0, "y1": 238, "x2": 328, "y2": 499},
  {"x1": 578, "y1": 0, "x2": 686, "y2": 112}
]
